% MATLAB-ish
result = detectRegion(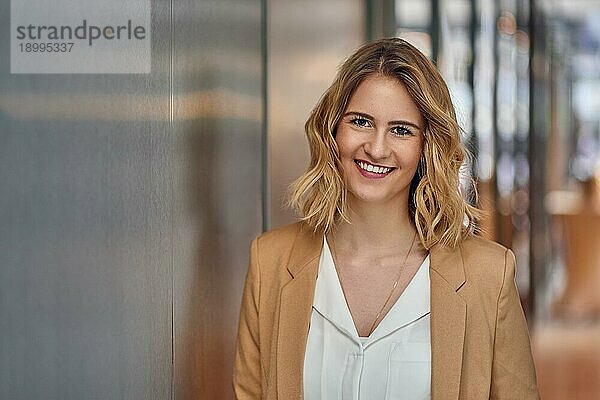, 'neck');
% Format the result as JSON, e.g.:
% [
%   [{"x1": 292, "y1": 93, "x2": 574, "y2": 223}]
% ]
[{"x1": 328, "y1": 195, "x2": 420, "y2": 254}]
